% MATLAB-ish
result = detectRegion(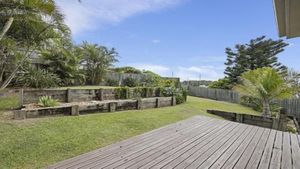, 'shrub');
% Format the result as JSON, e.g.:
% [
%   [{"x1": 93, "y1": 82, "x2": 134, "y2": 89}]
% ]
[
  {"x1": 141, "y1": 87, "x2": 150, "y2": 98},
  {"x1": 17, "y1": 67, "x2": 61, "y2": 88},
  {"x1": 115, "y1": 87, "x2": 129, "y2": 99},
  {"x1": 155, "y1": 87, "x2": 163, "y2": 97},
  {"x1": 208, "y1": 78, "x2": 232, "y2": 89},
  {"x1": 240, "y1": 96, "x2": 280, "y2": 112},
  {"x1": 122, "y1": 77, "x2": 138, "y2": 87},
  {"x1": 162, "y1": 87, "x2": 187, "y2": 104},
  {"x1": 106, "y1": 79, "x2": 119, "y2": 86},
  {"x1": 38, "y1": 96, "x2": 59, "y2": 107},
  {"x1": 133, "y1": 87, "x2": 143, "y2": 98}
]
